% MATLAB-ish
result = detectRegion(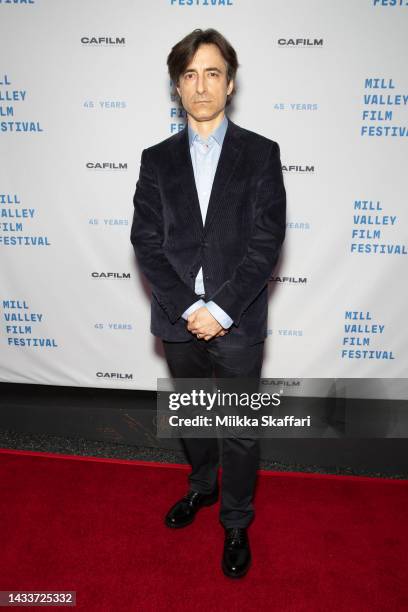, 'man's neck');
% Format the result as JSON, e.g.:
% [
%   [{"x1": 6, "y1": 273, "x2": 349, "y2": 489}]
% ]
[{"x1": 187, "y1": 111, "x2": 226, "y2": 140}]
